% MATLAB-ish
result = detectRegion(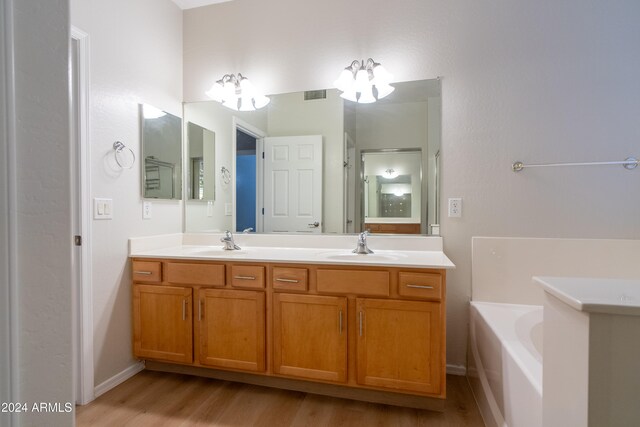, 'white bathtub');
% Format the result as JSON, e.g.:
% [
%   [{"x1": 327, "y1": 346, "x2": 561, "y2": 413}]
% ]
[{"x1": 468, "y1": 302, "x2": 543, "y2": 427}]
